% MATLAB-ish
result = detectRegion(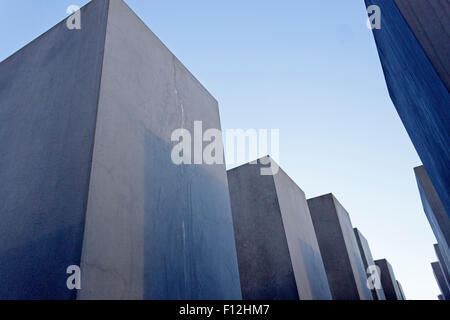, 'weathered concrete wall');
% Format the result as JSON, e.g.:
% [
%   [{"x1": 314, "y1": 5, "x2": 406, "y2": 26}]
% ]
[
  {"x1": 394, "y1": 0, "x2": 450, "y2": 90},
  {"x1": 307, "y1": 194, "x2": 372, "y2": 300},
  {"x1": 365, "y1": 0, "x2": 450, "y2": 224},
  {"x1": 354, "y1": 228, "x2": 386, "y2": 300},
  {"x1": 78, "y1": 0, "x2": 241, "y2": 300},
  {"x1": 0, "y1": 0, "x2": 109, "y2": 299},
  {"x1": 227, "y1": 158, "x2": 331, "y2": 300},
  {"x1": 415, "y1": 166, "x2": 450, "y2": 281},
  {"x1": 374, "y1": 259, "x2": 402, "y2": 300},
  {"x1": 431, "y1": 261, "x2": 450, "y2": 300}
]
